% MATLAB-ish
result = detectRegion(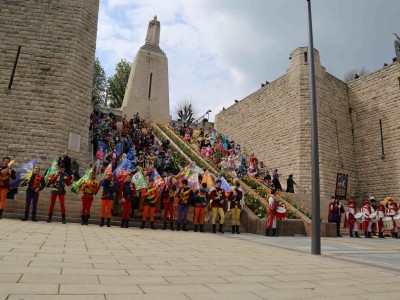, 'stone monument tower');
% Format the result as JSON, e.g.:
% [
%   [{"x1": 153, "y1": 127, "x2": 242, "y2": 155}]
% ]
[{"x1": 121, "y1": 16, "x2": 171, "y2": 123}]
